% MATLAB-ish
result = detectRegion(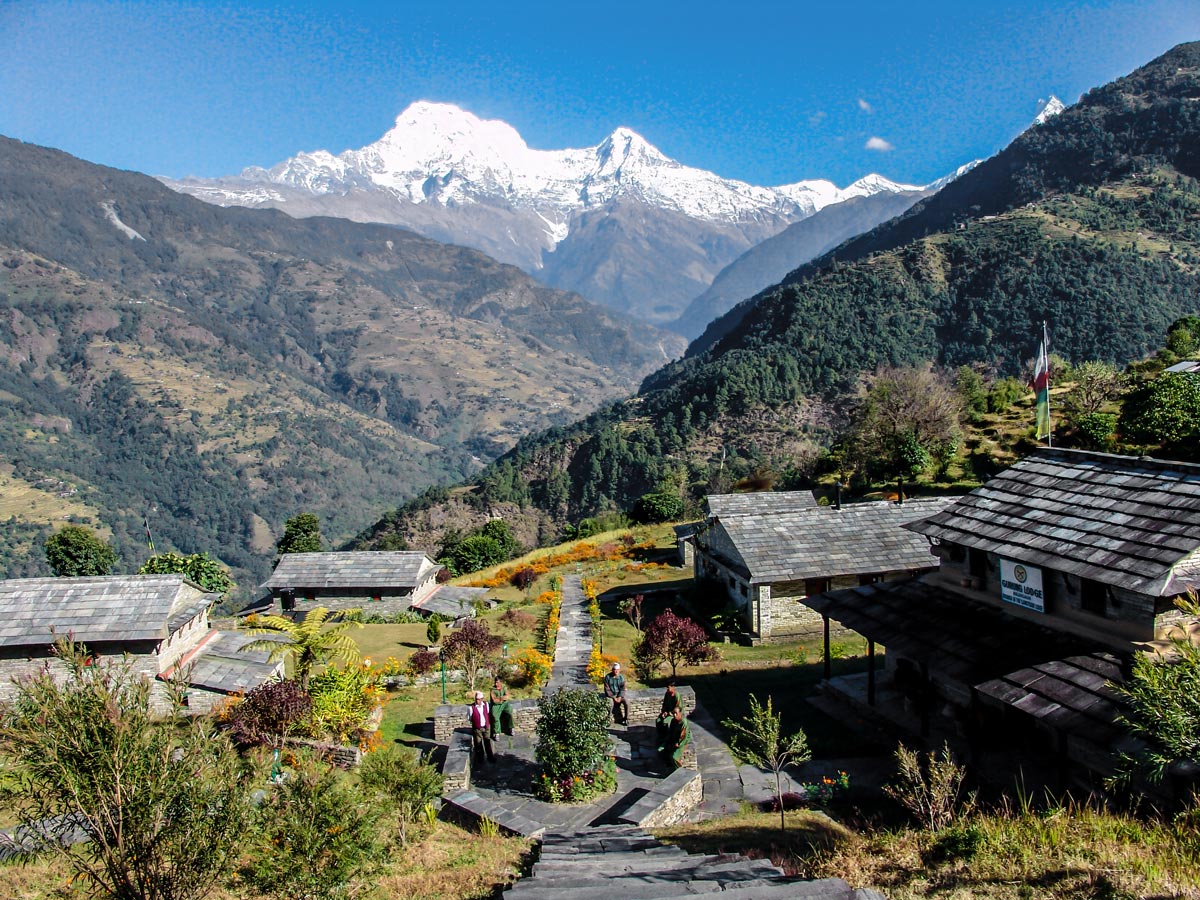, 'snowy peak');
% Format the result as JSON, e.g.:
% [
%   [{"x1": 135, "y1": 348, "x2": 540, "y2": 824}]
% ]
[
  {"x1": 215, "y1": 101, "x2": 939, "y2": 226},
  {"x1": 1034, "y1": 95, "x2": 1066, "y2": 125}
]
